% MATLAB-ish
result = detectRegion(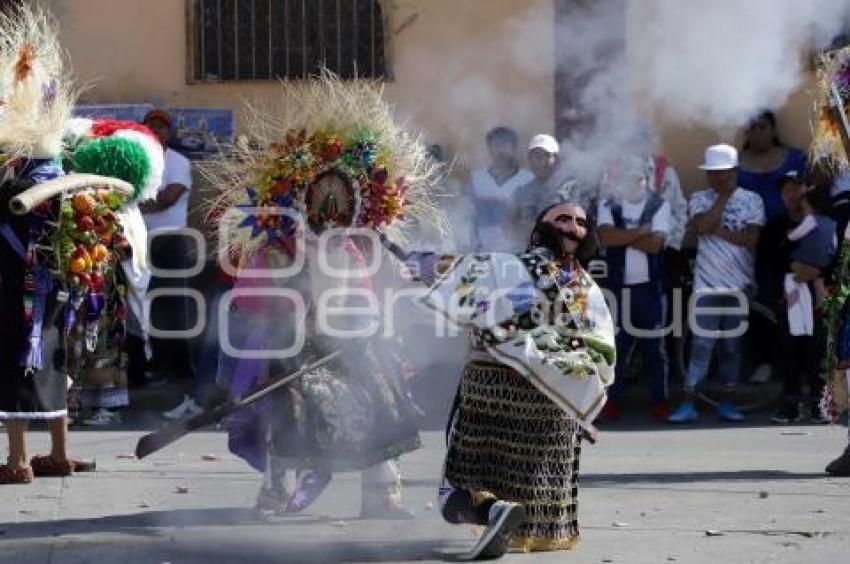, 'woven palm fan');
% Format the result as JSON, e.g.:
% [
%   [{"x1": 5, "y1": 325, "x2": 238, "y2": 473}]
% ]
[{"x1": 201, "y1": 69, "x2": 446, "y2": 267}]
